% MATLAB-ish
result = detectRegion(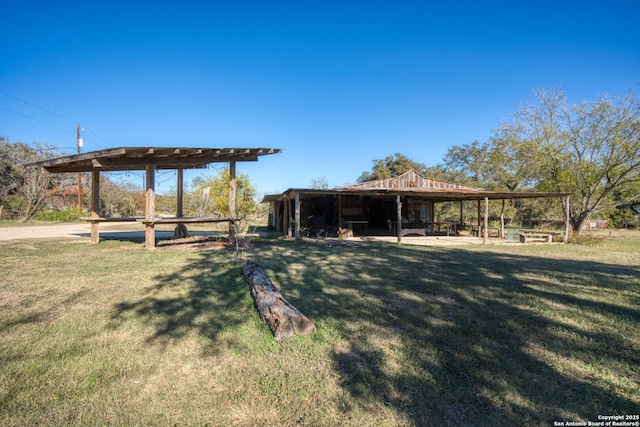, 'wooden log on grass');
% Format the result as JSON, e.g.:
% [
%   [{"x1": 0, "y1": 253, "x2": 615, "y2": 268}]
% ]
[{"x1": 241, "y1": 259, "x2": 316, "y2": 342}]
